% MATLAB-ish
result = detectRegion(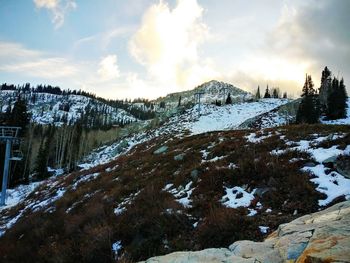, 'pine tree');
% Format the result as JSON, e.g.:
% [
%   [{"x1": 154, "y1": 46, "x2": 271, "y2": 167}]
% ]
[
  {"x1": 34, "y1": 126, "x2": 54, "y2": 180},
  {"x1": 264, "y1": 85, "x2": 271, "y2": 98},
  {"x1": 326, "y1": 77, "x2": 348, "y2": 119},
  {"x1": 339, "y1": 78, "x2": 348, "y2": 118},
  {"x1": 35, "y1": 140, "x2": 49, "y2": 180},
  {"x1": 296, "y1": 74, "x2": 320, "y2": 124},
  {"x1": 9, "y1": 96, "x2": 30, "y2": 135},
  {"x1": 319, "y1": 66, "x2": 332, "y2": 112},
  {"x1": 178, "y1": 96, "x2": 182, "y2": 107},
  {"x1": 255, "y1": 86, "x2": 261, "y2": 100},
  {"x1": 272, "y1": 88, "x2": 280, "y2": 98},
  {"x1": 283, "y1": 92, "x2": 287, "y2": 99},
  {"x1": 225, "y1": 93, "x2": 232, "y2": 104}
]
